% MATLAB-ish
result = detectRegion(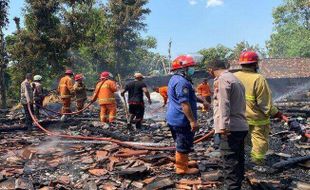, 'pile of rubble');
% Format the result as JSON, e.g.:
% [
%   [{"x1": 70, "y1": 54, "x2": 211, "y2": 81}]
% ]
[{"x1": 0, "y1": 101, "x2": 309, "y2": 189}]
